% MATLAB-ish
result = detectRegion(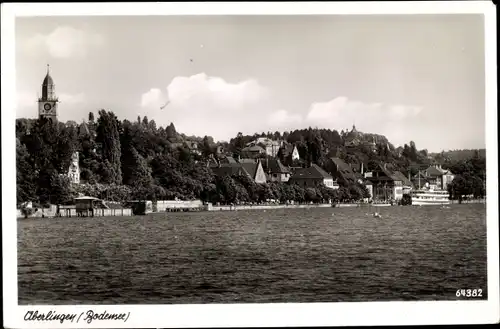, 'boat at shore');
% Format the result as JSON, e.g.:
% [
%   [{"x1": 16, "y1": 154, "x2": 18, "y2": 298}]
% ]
[{"x1": 411, "y1": 189, "x2": 451, "y2": 206}]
